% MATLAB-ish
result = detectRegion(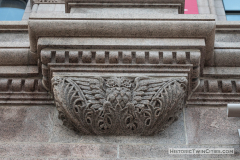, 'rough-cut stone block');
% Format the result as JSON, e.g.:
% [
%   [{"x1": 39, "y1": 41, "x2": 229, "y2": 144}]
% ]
[
  {"x1": 135, "y1": 51, "x2": 145, "y2": 64},
  {"x1": 96, "y1": 51, "x2": 105, "y2": 63},
  {"x1": 109, "y1": 51, "x2": 119, "y2": 64},
  {"x1": 185, "y1": 107, "x2": 240, "y2": 145},
  {"x1": 0, "y1": 106, "x2": 54, "y2": 142},
  {"x1": 149, "y1": 51, "x2": 159, "y2": 64},
  {"x1": 222, "y1": 80, "x2": 233, "y2": 93},
  {"x1": 122, "y1": 51, "x2": 132, "y2": 64}
]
